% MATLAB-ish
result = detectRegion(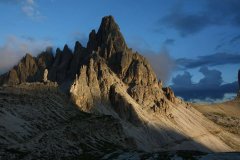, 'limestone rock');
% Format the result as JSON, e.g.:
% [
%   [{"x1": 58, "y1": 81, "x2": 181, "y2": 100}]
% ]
[
  {"x1": 37, "y1": 49, "x2": 54, "y2": 69},
  {"x1": 1, "y1": 54, "x2": 38, "y2": 85},
  {"x1": 69, "y1": 41, "x2": 88, "y2": 78},
  {"x1": 109, "y1": 84, "x2": 143, "y2": 125},
  {"x1": 0, "y1": 49, "x2": 54, "y2": 85},
  {"x1": 87, "y1": 30, "x2": 97, "y2": 52},
  {"x1": 163, "y1": 87, "x2": 175, "y2": 103},
  {"x1": 49, "y1": 45, "x2": 73, "y2": 83},
  {"x1": 43, "y1": 69, "x2": 48, "y2": 82},
  {"x1": 96, "y1": 15, "x2": 127, "y2": 53}
]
